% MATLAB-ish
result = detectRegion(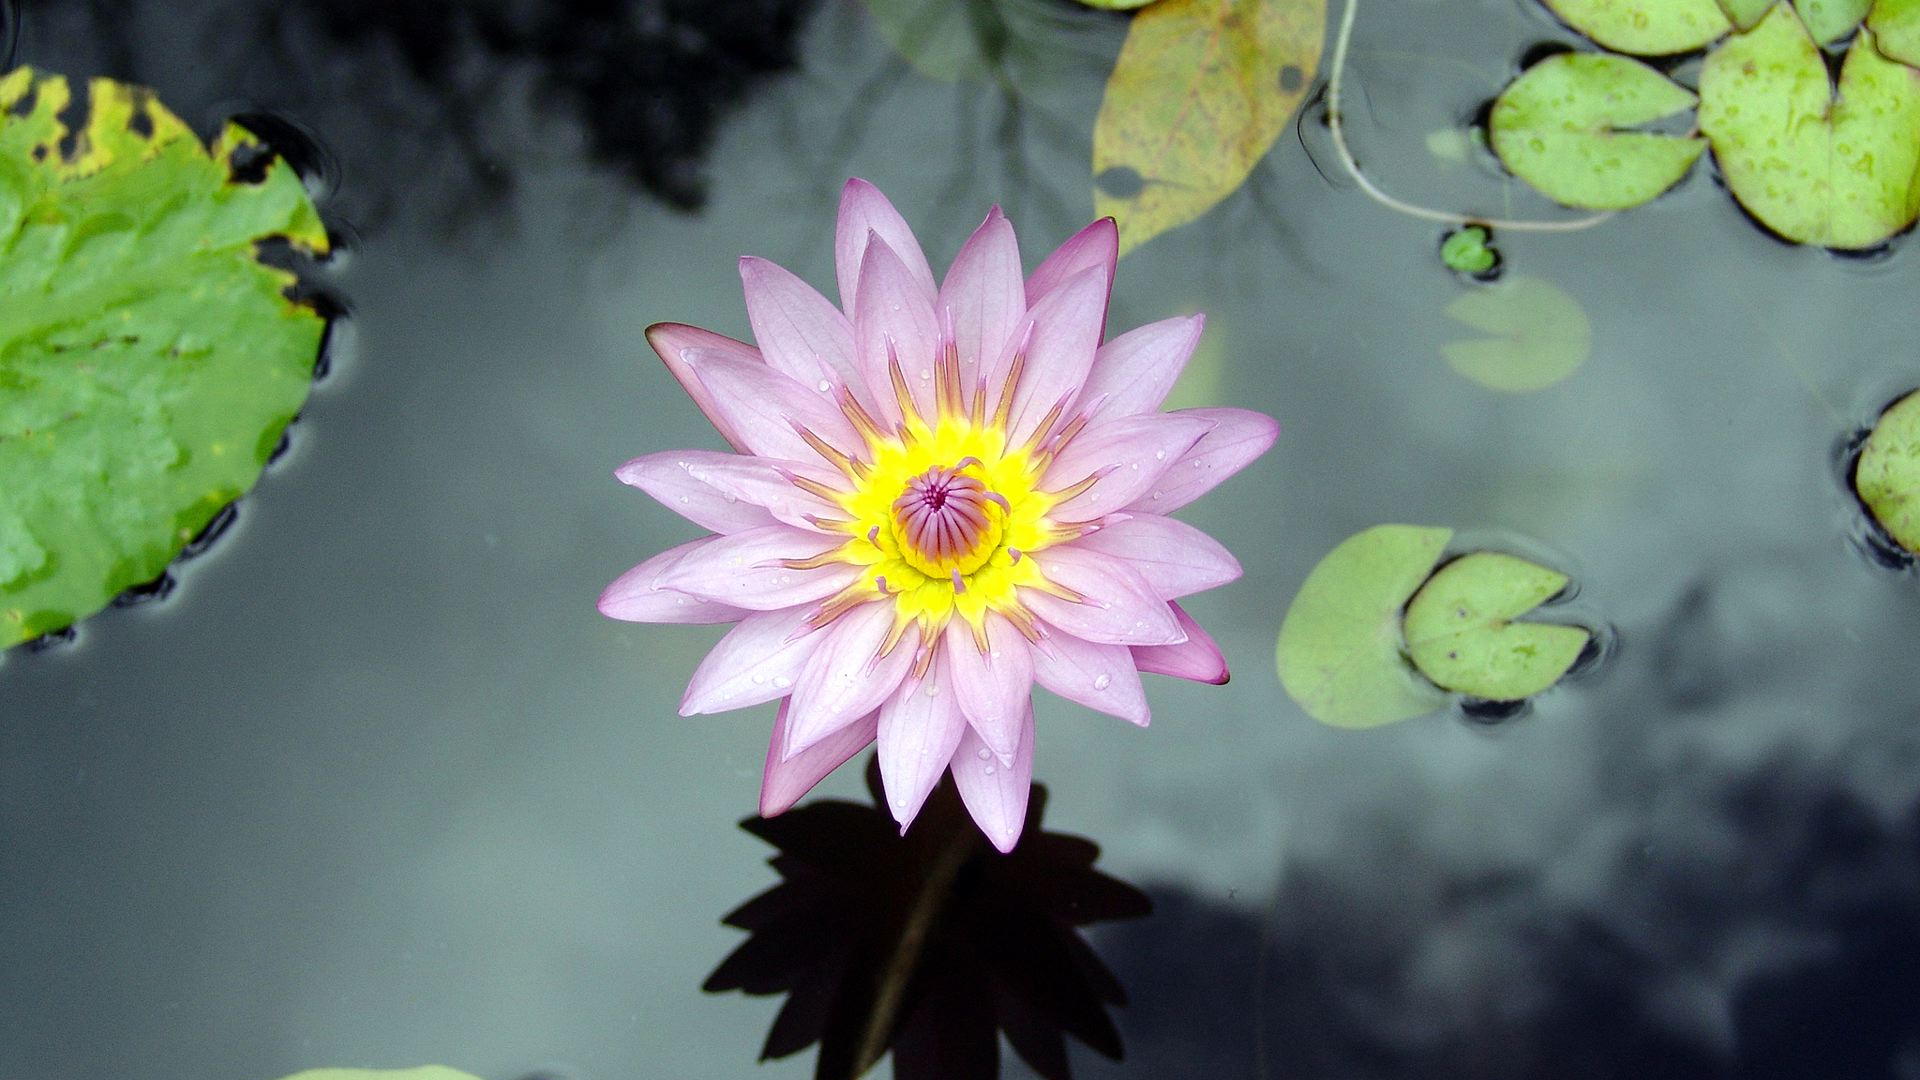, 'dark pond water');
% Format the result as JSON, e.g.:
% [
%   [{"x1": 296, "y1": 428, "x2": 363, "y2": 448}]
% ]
[{"x1": 6, "y1": 0, "x2": 1920, "y2": 1078}]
